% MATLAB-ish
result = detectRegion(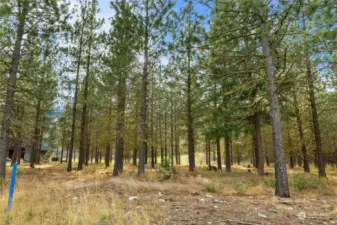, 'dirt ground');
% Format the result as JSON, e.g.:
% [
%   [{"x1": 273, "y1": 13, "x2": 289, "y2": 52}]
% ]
[{"x1": 1, "y1": 163, "x2": 337, "y2": 225}]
